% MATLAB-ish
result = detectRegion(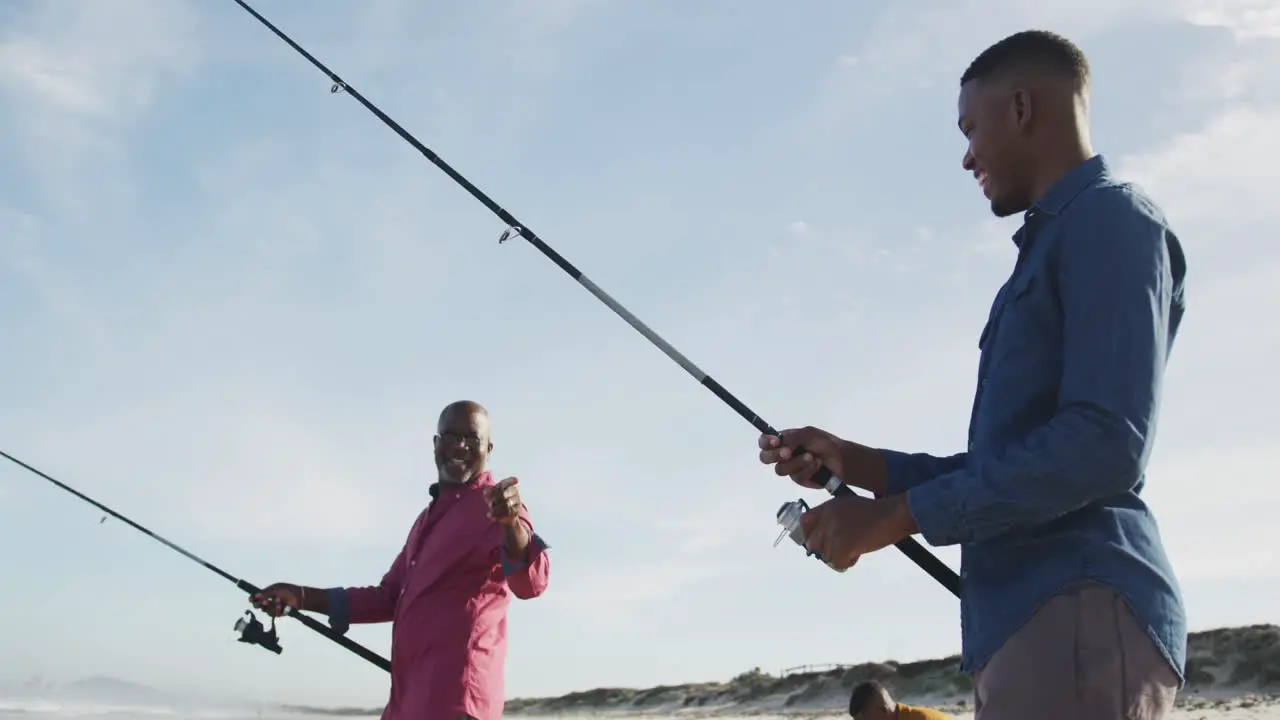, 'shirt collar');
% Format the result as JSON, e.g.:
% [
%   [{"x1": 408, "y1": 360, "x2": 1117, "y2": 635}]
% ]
[
  {"x1": 1035, "y1": 153, "x2": 1108, "y2": 216},
  {"x1": 1011, "y1": 153, "x2": 1109, "y2": 248}
]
